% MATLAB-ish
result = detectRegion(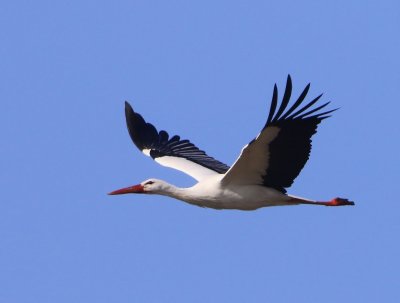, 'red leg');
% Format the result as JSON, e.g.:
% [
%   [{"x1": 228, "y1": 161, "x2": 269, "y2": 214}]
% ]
[{"x1": 289, "y1": 197, "x2": 355, "y2": 207}]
